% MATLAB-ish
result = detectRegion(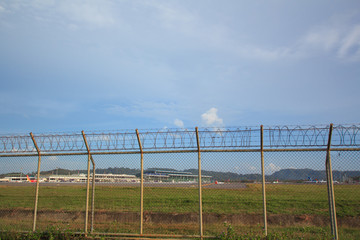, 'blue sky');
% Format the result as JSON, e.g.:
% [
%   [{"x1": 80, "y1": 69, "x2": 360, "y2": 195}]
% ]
[{"x1": 1, "y1": 0, "x2": 360, "y2": 134}]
